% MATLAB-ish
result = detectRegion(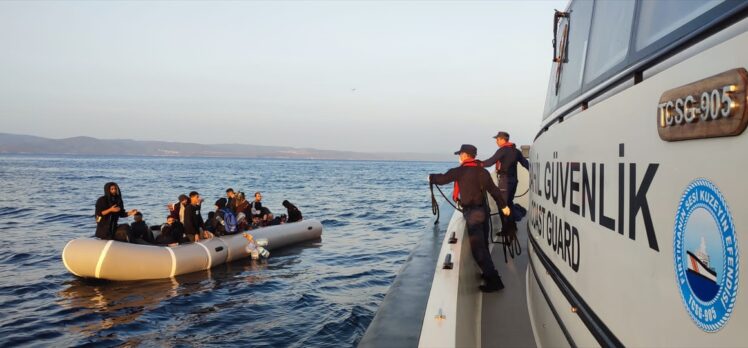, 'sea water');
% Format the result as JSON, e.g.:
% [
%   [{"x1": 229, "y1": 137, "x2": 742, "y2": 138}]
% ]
[{"x1": 0, "y1": 155, "x2": 451, "y2": 347}]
